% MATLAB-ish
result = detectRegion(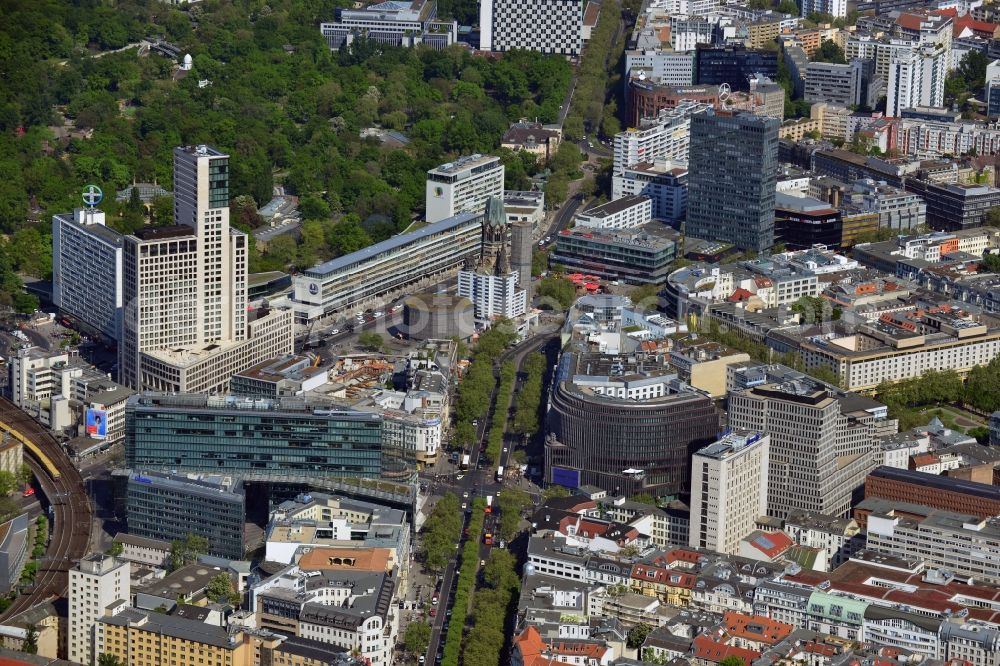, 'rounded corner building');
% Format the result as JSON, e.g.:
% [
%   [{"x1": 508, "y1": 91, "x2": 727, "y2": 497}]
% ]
[{"x1": 545, "y1": 350, "x2": 720, "y2": 498}]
